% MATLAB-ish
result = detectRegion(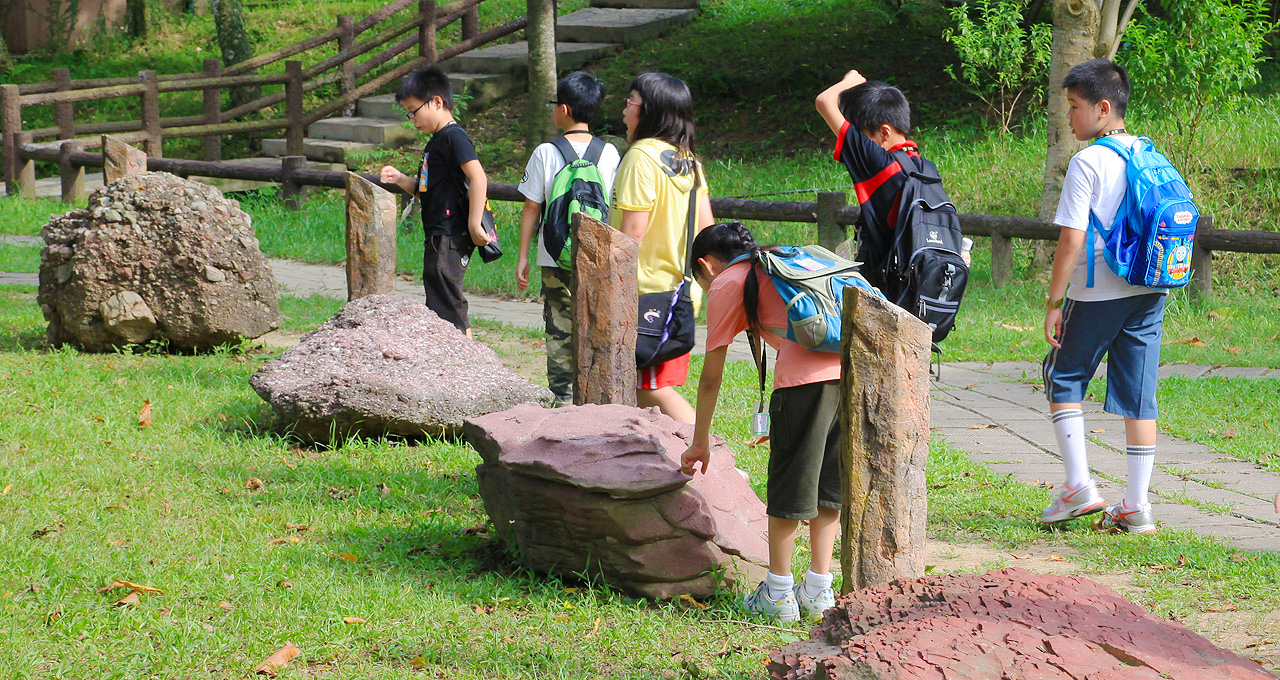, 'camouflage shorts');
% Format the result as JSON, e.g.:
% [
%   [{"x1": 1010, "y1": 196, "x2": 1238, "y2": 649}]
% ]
[{"x1": 541, "y1": 266, "x2": 573, "y2": 402}]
